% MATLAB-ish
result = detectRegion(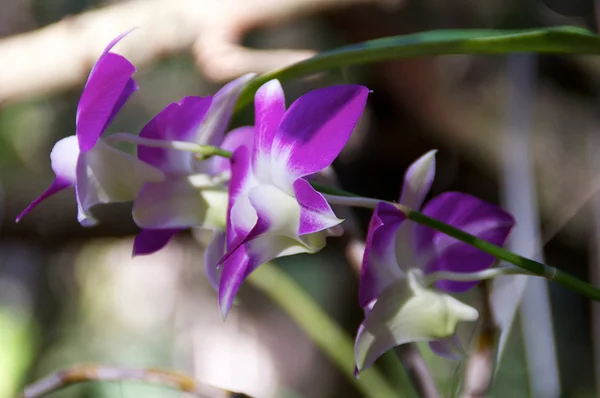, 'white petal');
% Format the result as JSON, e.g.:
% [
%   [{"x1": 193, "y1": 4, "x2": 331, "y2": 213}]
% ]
[
  {"x1": 399, "y1": 150, "x2": 437, "y2": 209},
  {"x1": 76, "y1": 139, "x2": 164, "y2": 225},
  {"x1": 133, "y1": 174, "x2": 229, "y2": 229}
]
